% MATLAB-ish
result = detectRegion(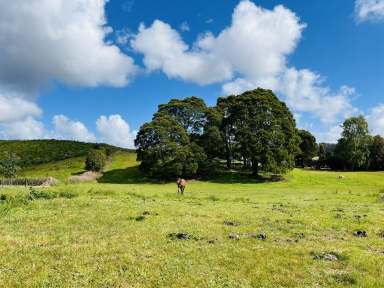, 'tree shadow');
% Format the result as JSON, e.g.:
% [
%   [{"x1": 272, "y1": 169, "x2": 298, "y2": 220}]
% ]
[
  {"x1": 97, "y1": 166, "x2": 170, "y2": 184},
  {"x1": 98, "y1": 166, "x2": 284, "y2": 185},
  {"x1": 203, "y1": 171, "x2": 283, "y2": 184}
]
